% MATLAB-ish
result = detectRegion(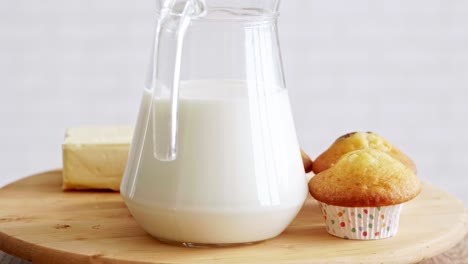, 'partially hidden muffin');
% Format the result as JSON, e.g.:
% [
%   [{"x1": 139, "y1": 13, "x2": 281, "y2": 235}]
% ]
[
  {"x1": 301, "y1": 149, "x2": 313, "y2": 173},
  {"x1": 312, "y1": 132, "x2": 416, "y2": 174},
  {"x1": 309, "y1": 149, "x2": 421, "y2": 240}
]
